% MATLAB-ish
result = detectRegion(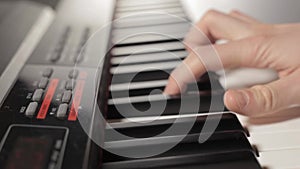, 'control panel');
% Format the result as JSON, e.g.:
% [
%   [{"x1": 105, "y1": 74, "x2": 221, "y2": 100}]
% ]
[{"x1": 0, "y1": 0, "x2": 114, "y2": 168}]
